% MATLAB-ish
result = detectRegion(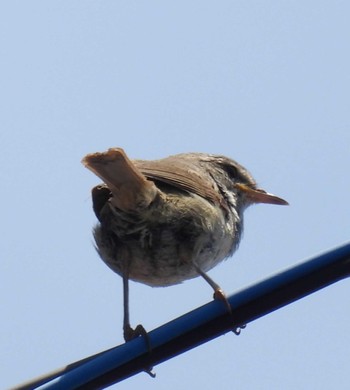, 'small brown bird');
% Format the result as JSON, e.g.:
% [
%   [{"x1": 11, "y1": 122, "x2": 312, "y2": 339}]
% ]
[{"x1": 82, "y1": 148, "x2": 288, "y2": 342}]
